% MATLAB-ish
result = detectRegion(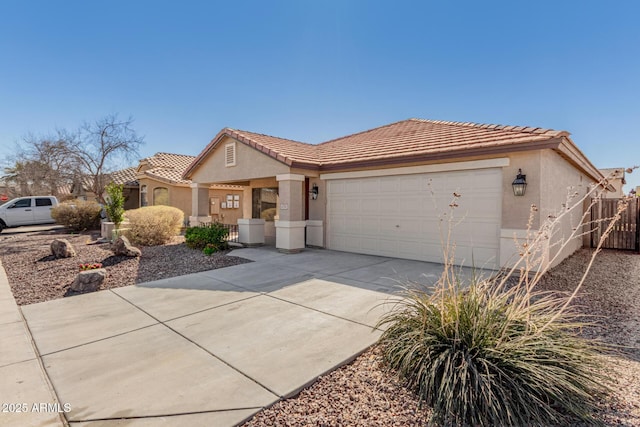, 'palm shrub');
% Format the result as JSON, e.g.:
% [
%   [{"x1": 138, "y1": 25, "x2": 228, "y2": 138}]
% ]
[
  {"x1": 105, "y1": 182, "x2": 125, "y2": 229},
  {"x1": 185, "y1": 222, "x2": 229, "y2": 253},
  {"x1": 376, "y1": 181, "x2": 634, "y2": 426},
  {"x1": 124, "y1": 205, "x2": 183, "y2": 246},
  {"x1": 51, "y1": 199, "x2": 102, "y2": 231}
]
